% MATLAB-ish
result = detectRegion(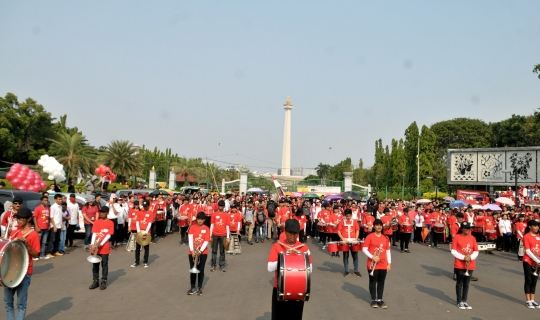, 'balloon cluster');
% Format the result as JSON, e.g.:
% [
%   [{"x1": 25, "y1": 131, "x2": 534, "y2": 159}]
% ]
[
  {"x1": 95, "y1": 164, "x2": 116, "y2": 182},
  {"x1": 38, "y1": 155, "x2": 66, "y2": 182},
  {"x1": 5, "y1": 164, "x2": 47, "y2": 192}
]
